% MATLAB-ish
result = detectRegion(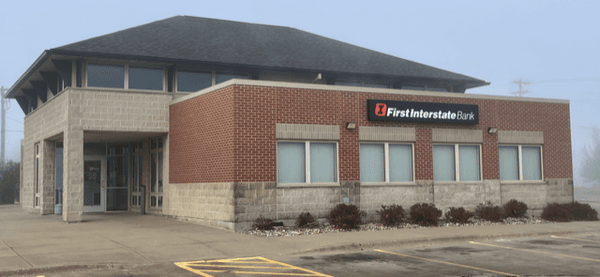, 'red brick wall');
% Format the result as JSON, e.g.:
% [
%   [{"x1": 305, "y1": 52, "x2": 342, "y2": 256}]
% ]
[
  {"x1": 169, "y1": 87, "x2": 236, "y2": 183},
  {"x1": 171, "y1": 84, "x2": 572, "y2": 183}
]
